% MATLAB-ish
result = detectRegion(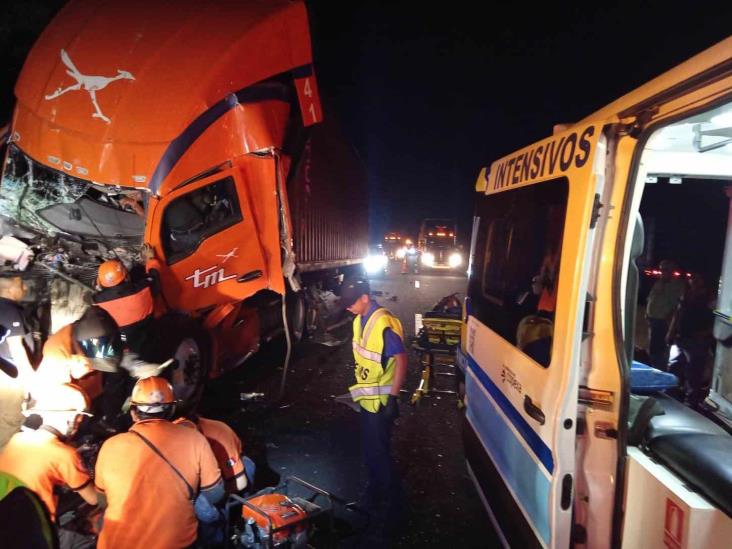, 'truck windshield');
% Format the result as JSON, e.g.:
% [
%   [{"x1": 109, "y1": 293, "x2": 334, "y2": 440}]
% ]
[{"x1": 0, "y1": 144, "x2": 144, "y2": 240}]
